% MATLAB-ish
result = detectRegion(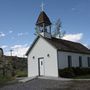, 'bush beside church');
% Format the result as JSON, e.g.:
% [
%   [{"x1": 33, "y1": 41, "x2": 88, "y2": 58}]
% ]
[{"x1": 59, "y1": 67, "x2": 90, "y2": 78}]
